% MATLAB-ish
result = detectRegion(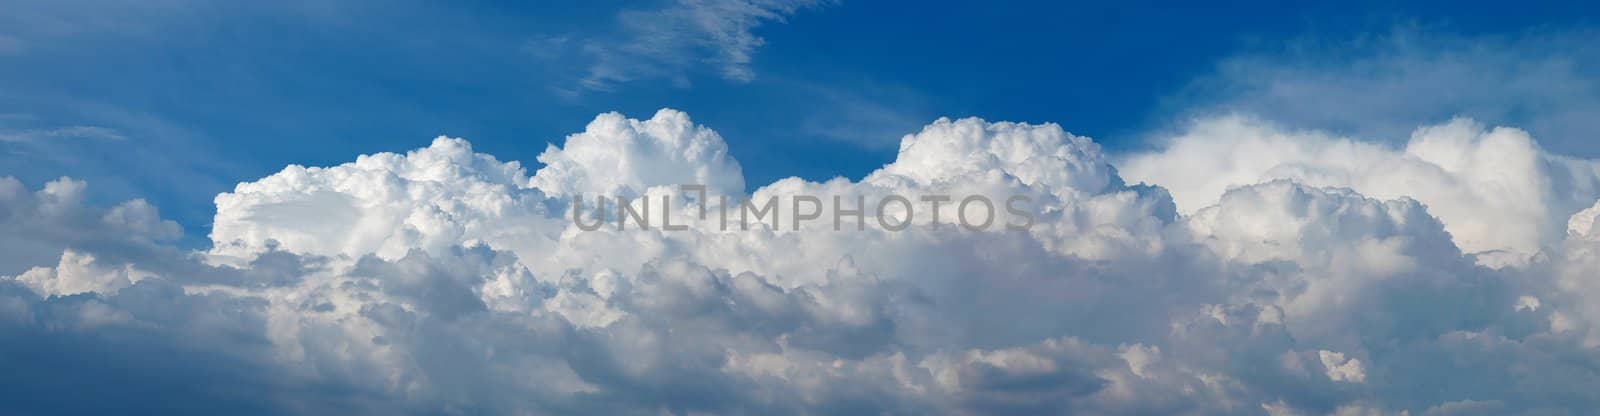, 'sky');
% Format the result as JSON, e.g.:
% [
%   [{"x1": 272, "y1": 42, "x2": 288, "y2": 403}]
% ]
[
  {"x1": 4, "y1": 0, "x2": 1598, "y2": 242},
  {"x1": 7, "y1": 1, "x2": 1600, "y2": 415}
]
